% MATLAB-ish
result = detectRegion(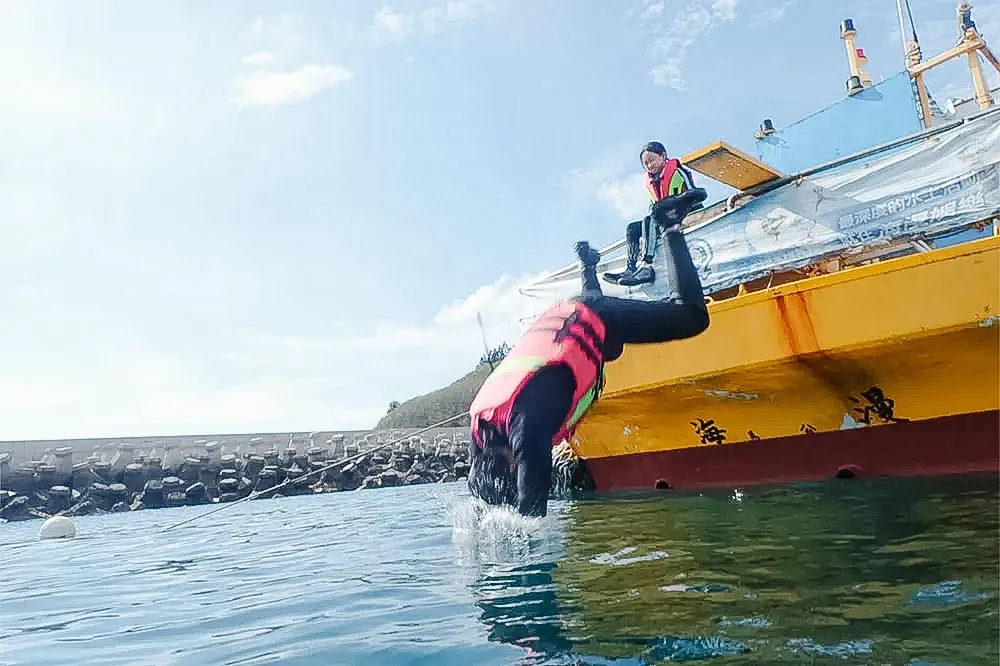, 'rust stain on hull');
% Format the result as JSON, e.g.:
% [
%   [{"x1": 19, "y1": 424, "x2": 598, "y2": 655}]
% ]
[
  {"x1": 774, "y1": 291, "x2": 875, "y2": 410},
  {"x1": 774, "y1": 291, "x2": 820, "y2": 355}
]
